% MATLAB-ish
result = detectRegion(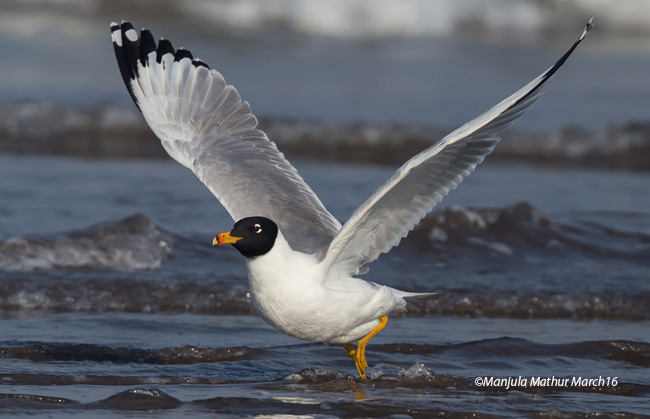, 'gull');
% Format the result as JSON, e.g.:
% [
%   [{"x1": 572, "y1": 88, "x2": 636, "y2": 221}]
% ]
[{"x1": 110, "y1": 19, "x2": 592, "y2": 379}]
